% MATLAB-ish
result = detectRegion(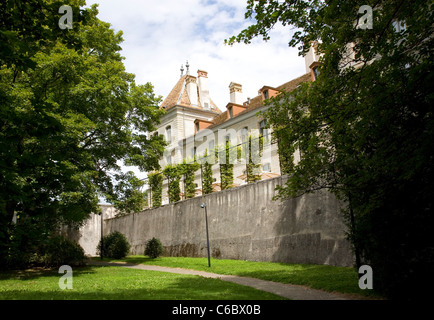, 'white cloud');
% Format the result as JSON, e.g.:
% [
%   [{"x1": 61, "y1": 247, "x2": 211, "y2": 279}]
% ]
[
  {"x1": 84, "y1": 0, "x2": 307, "y2": 183},
  {"x1": 85, "y1": 0, "x2": 307, "y2": 110}
]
